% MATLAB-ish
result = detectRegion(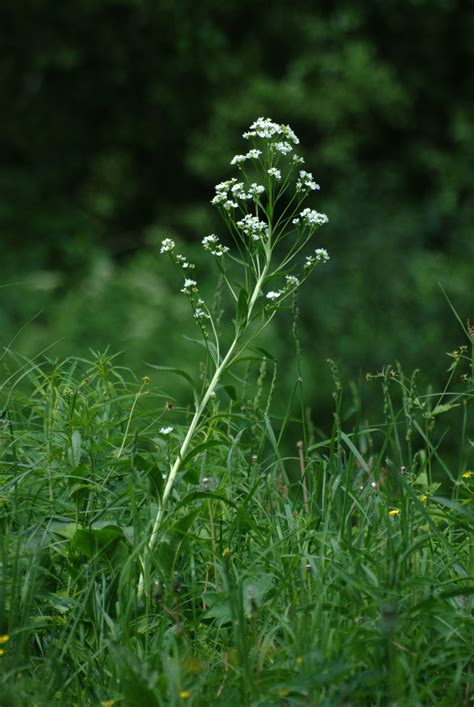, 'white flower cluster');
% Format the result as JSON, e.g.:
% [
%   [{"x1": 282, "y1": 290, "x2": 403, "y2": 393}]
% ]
[
  {"x1": 285, "y1": 274, "x2": 300, "y2": 287},
  {"x1": 230, "y1": 148, "x2": 262, "y2": 166},
  {"x1": 243, "y1": 117, "x2": 300, "y2": 145},
  {"x1": 274, "y1": 141, "x2": 293, "y2": 155},
  {"x1": 160, "y1": 238, "x2": 175, "y2": 253},
  {"x1": 211, "y1": 178, "x2": 239, "y2": 209},
  {"x1": 212, "y1": 178, "x2": 265, "y2": 207},
  {"x1": 296, "y1": 170, "x2": 320, "y2": 192},
  {"x1": 304, "y1": 249, "x2": 330, "y2": 269},
  {"x1": 202, "y1": 234, "x2": 229, "y2": 257},
  {"x1": 266, "y1": 290, "x2": 283, "y2": 301},
  {"x1": 159, "y1": 426, "x2": 173, "y2": 435},
  {"x1": 236, "y1": 214, "x2": 269, "y2": 241},
  {"x1": 267, "y1": 167, "x2": 282, "y2": 180},
  {"x1": 292, "y1": 154, "x2": 305, "y2": 165},
  {"x1": 194, "y1": 307, "x2": 210, "y2": 321},
  {"x1": 248, "y1": 183, "x2": 265, "y2": 197},
  {"x1": 292, "y1": 208, "x2": 329, "y2": 227},
  {"x1": 181, "y1": 278, "x2": 198, "y2": 295},
  {"x1": 231, "y1": 182, "x2": 253, "y2": 200}
]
